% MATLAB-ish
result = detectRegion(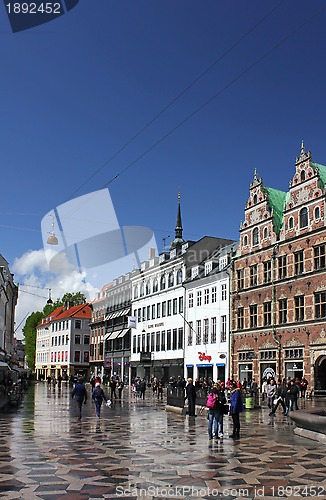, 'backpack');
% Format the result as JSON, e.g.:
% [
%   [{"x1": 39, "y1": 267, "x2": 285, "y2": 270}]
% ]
[
  {"x1": 206, "y1": 392, "x2": 217, "y2": 409},
  {"x1": 94, "y1": 387, "x2": 103, "y2": 401}
]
